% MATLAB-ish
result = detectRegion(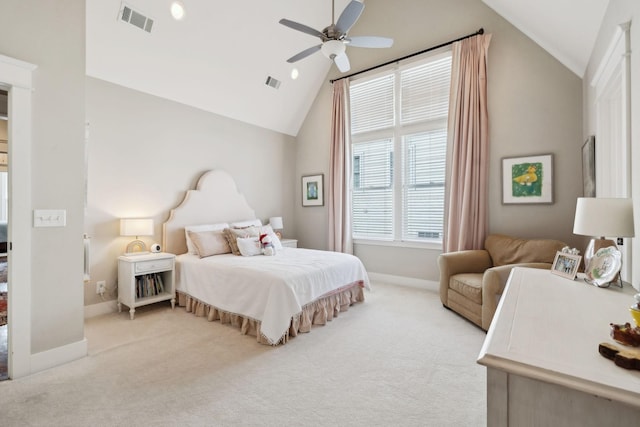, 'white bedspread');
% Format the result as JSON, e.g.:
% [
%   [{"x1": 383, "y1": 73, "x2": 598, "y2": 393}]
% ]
[{"x1": 176, "y1": 247, "x2": 370, "y2": 344}]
